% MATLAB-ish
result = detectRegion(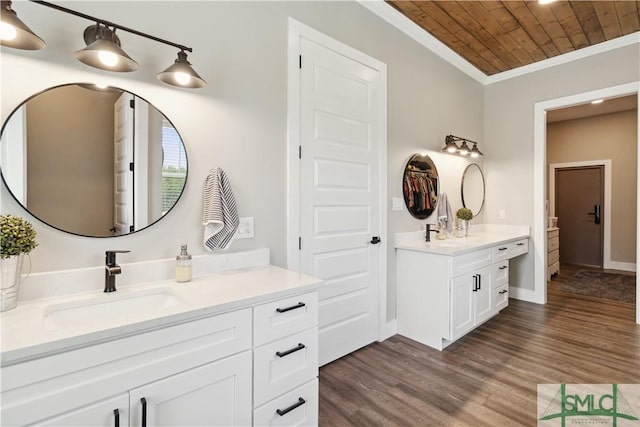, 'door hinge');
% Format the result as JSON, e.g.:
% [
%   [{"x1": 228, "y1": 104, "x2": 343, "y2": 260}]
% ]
[
  {"x1": 298, "y1": 236, "x2": 301, "y2": 250},
  {"x1": 129, "y1": 225, "x2": 135, "y2": 232},
  {"x1": 298, "y1": 146, "x2": 302, "y2": 159},
  {"x1": 299, "y1": 55, "x2": 302, "y2": 69},
  {"x1": 129, "y1": 162, "x2": 134, "y2": 172},
  {"x1": 129, "y1": 99, "x2": 135, "y2": 109}
]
